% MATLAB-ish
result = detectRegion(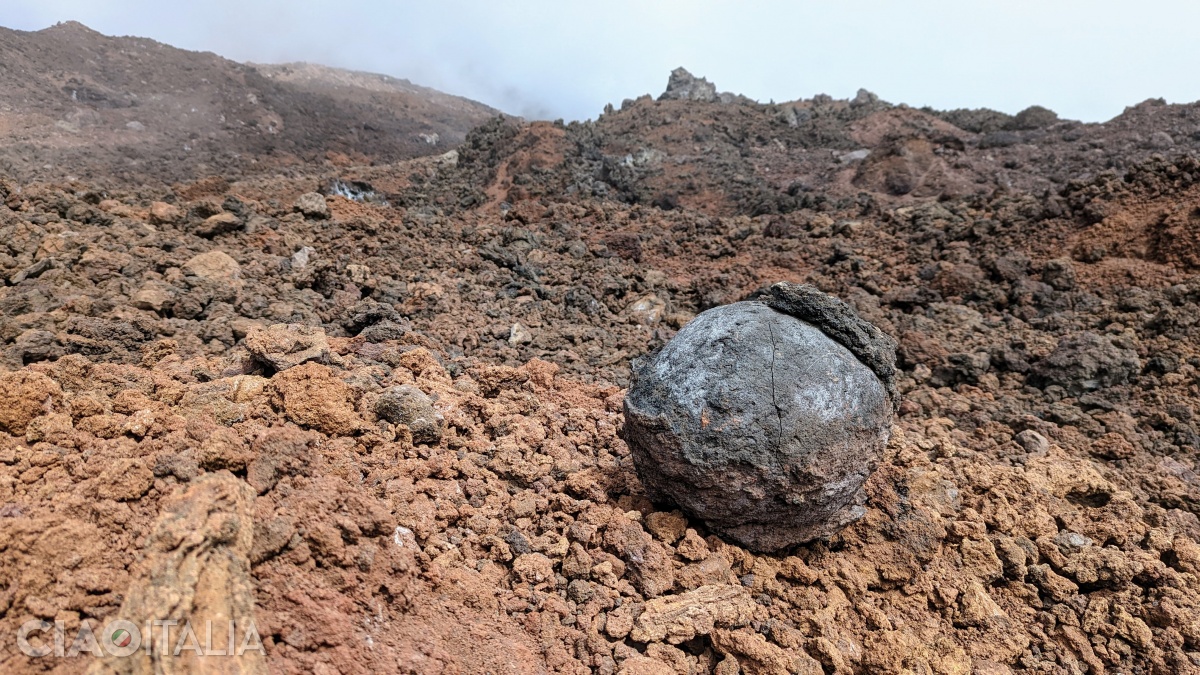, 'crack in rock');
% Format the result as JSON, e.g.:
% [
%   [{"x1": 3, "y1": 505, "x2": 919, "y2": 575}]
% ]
[{"x1": 767, "y1": 321, "x2": 784, "y2": 446}]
